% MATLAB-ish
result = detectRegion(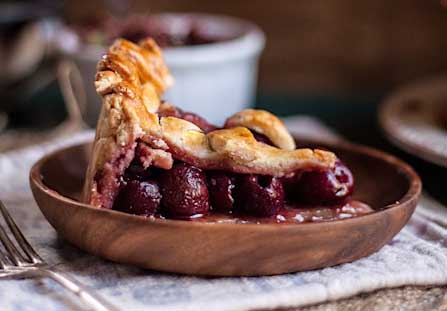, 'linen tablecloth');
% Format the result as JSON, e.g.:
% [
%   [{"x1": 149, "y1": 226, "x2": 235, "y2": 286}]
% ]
[{"x1": 0, "y1": 117, "x2": 446, "y2": 311}]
